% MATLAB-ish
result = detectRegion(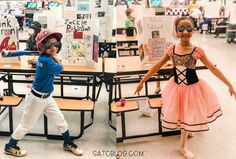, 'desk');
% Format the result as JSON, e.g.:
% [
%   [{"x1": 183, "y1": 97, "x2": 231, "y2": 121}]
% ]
[
  {"x1": 0, "y1": 58, "x2": 115, "y2": 139},
  {"x1": 115, "y1": 34, "x2": 139, "y2": 56},
  {"x1": 205, "y1": 16, "x2": 228, "y2": 33},
  {"x1": 0, "y1": 58, "x2": 116, "y2": 100},
  {"x1": 116, "y1": 34, "x2": 139, "y2": 45}
]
